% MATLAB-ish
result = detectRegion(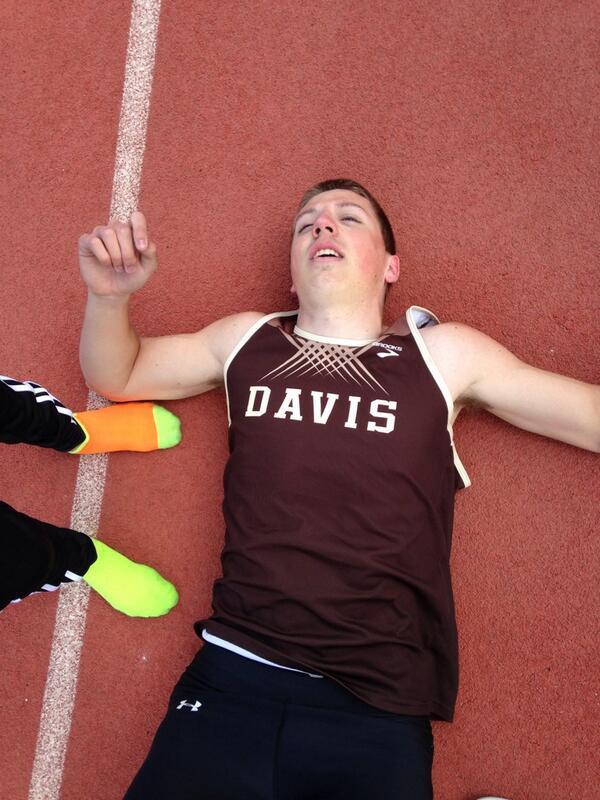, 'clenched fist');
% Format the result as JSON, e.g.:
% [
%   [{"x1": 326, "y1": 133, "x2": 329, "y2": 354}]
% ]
[{"x1": 79, "y1": 211, "x2": 158, "y2": 298}]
